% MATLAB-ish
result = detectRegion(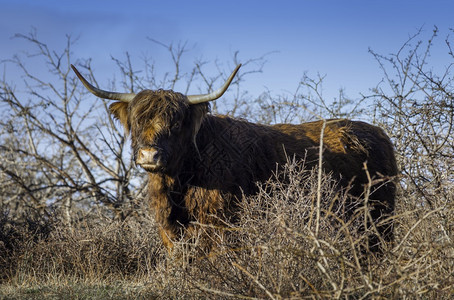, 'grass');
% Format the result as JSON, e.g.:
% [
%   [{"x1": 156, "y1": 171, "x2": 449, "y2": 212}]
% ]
[{"x1": 0, "y1": 282, "x2": 157, "y2": 300}]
